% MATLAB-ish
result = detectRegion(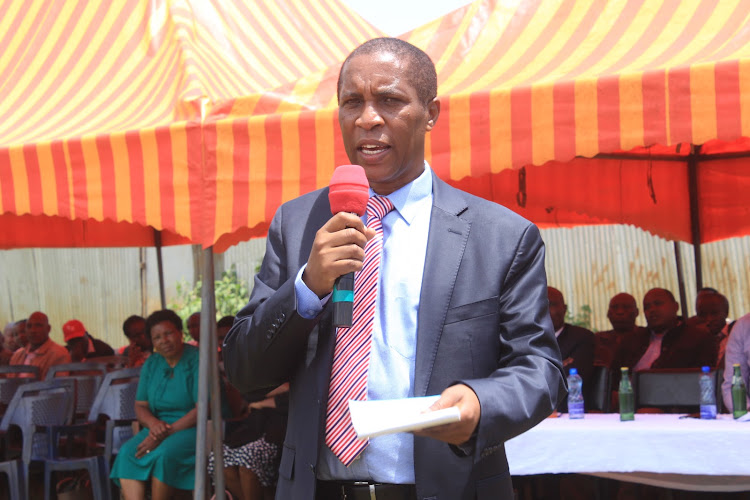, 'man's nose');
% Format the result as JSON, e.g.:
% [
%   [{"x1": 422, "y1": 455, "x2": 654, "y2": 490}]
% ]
[{"x1": 356, "y1": 103, "x2": 383, "y2": 129}]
